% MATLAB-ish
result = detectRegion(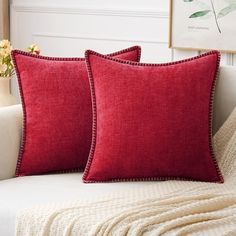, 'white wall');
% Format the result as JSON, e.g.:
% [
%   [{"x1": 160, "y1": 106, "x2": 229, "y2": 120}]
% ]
[{"x1": 10, "y1": 0, "x2": 235, "y2": 99}]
